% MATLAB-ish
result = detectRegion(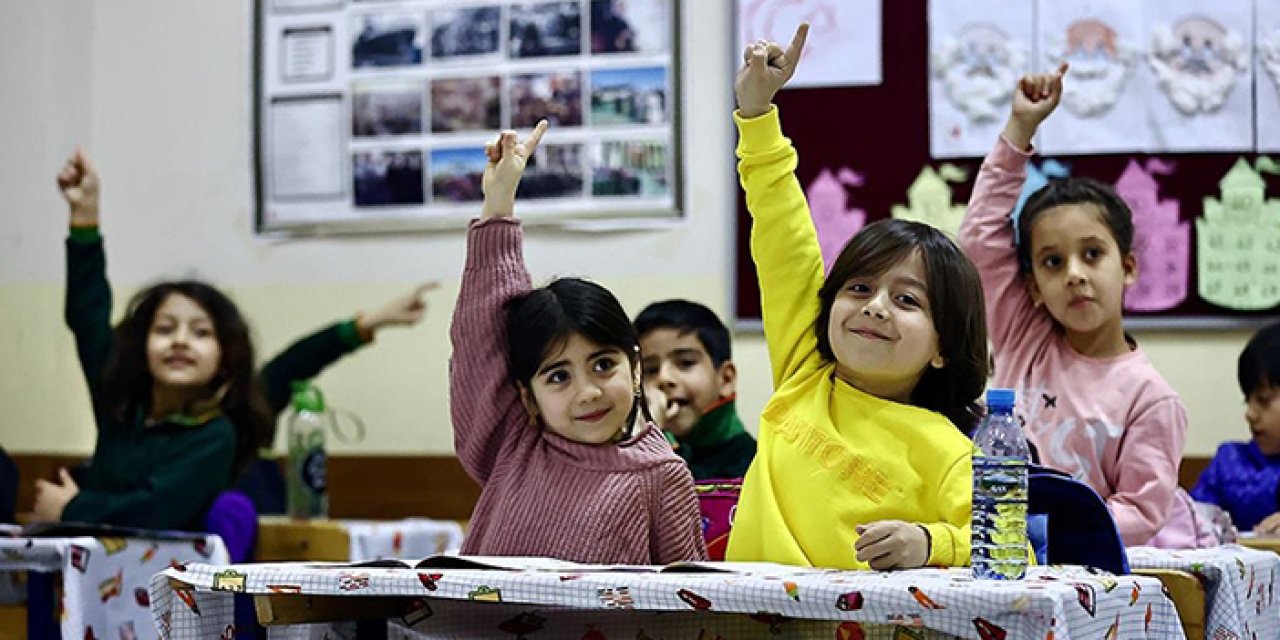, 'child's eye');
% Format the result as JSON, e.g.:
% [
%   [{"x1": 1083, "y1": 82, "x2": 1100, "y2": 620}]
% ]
[
  {"x1": 641, "y1": 364, "x2": 659, "y2": 377},
  {"x1": 545, "y1": 370, "x2": 569, "y2": 385},
  {"x1": 193, "y1": 327, "x2": 214, "y2": 339},
  {"x1": 846, "y1": 282, "x2": 871, "y2": 295},
  {"x1": 152, "y1": 324, "x2": 175, "y2": 335},
  {"x1": 1040, "y1": 255, "x2": 1062, "y2": 269},
  {"x1": 593, "y1": 357, "x2": 618, "y2": 373},
  {"x1": 895, "y1": 293, "x2": 921, "y2": 308},
  {"x1": 1084, "y1": 247, "x2": 1103, "y2": 261},
  {"x1": 677, "y1": 357, "x2": 699, "y2": 369}
]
